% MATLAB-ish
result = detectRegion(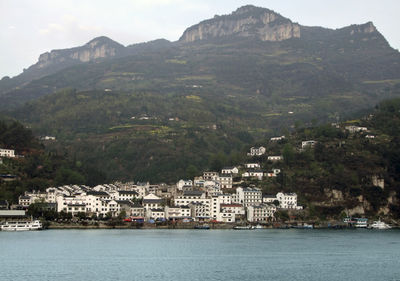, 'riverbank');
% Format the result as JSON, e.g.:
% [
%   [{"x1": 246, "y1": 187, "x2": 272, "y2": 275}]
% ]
[{"x1": 44, "y1": 220, "x2": 400, "y2": 230}]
